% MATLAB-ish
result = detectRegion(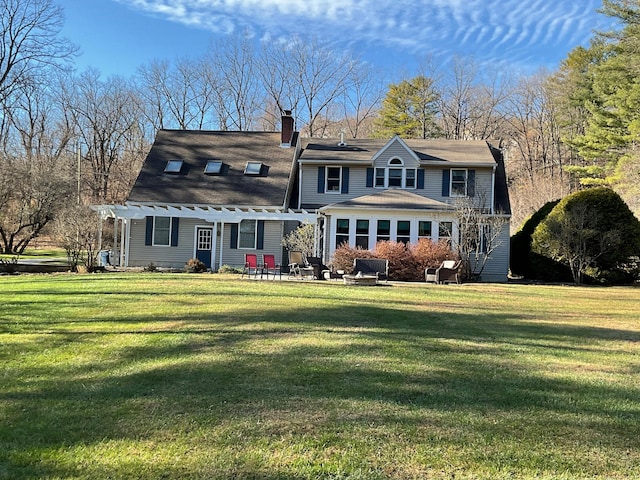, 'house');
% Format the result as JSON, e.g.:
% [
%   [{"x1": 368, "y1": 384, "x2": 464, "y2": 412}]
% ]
[{"x1": 94, "y1": 112, "x2": 511, "y2": 281}]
